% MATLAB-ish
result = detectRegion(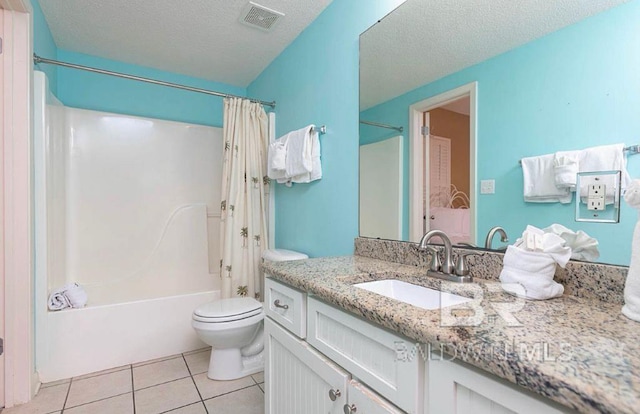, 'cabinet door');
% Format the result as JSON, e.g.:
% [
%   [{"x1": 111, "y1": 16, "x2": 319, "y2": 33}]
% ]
[
  {"x1": 429, "y1": 358, "x2": 572, "y2": 414},
  {"x1": 347, "y1": 380, "x2": 404, "y2": 414},
  {"x1": 265, "y1": 318, "x2": 349, "y2": 414}
]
